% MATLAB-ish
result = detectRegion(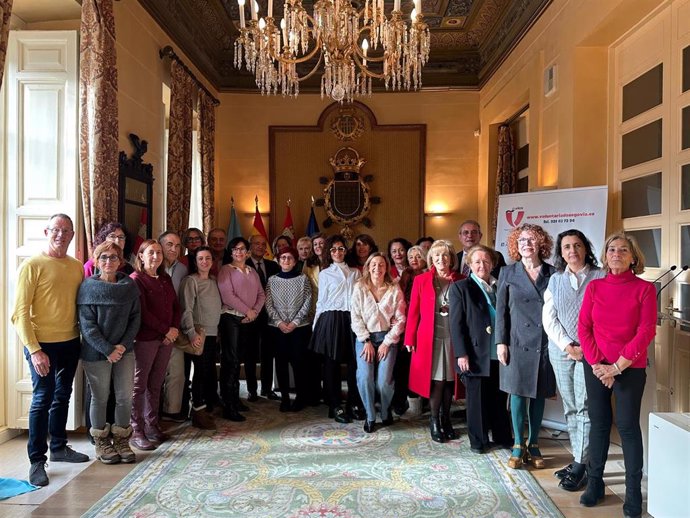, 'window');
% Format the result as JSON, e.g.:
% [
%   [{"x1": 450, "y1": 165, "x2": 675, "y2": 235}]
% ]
[
  {"x1": 622, "y1": 64, "x2": 663, "y2": 122},
  {"x1": 621, "y1": 173, "x2": 662, "y2": 218},
  {"x1": 627, "y1": 228, "x2": 661, "y2": 268},
  {"x1": 682, "y1": 164, "x2": 690, "y2": 211},
  {"x1": 622, "y1": 119, "x2": 663, "y2": 168}
]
